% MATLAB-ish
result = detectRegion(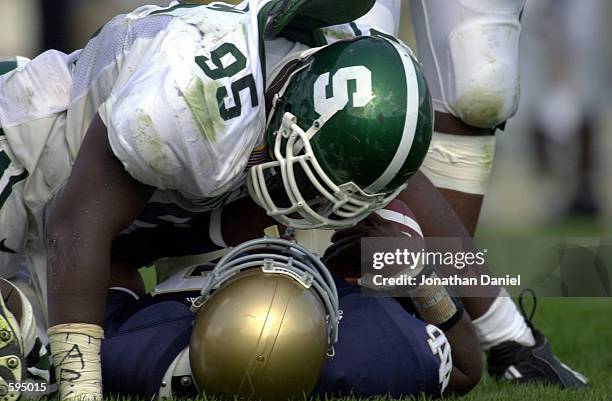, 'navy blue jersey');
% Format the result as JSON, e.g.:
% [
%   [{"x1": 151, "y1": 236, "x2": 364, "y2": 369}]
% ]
[{"x1": 102, "y1": 277, "x2": 450, "y2": 399}]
